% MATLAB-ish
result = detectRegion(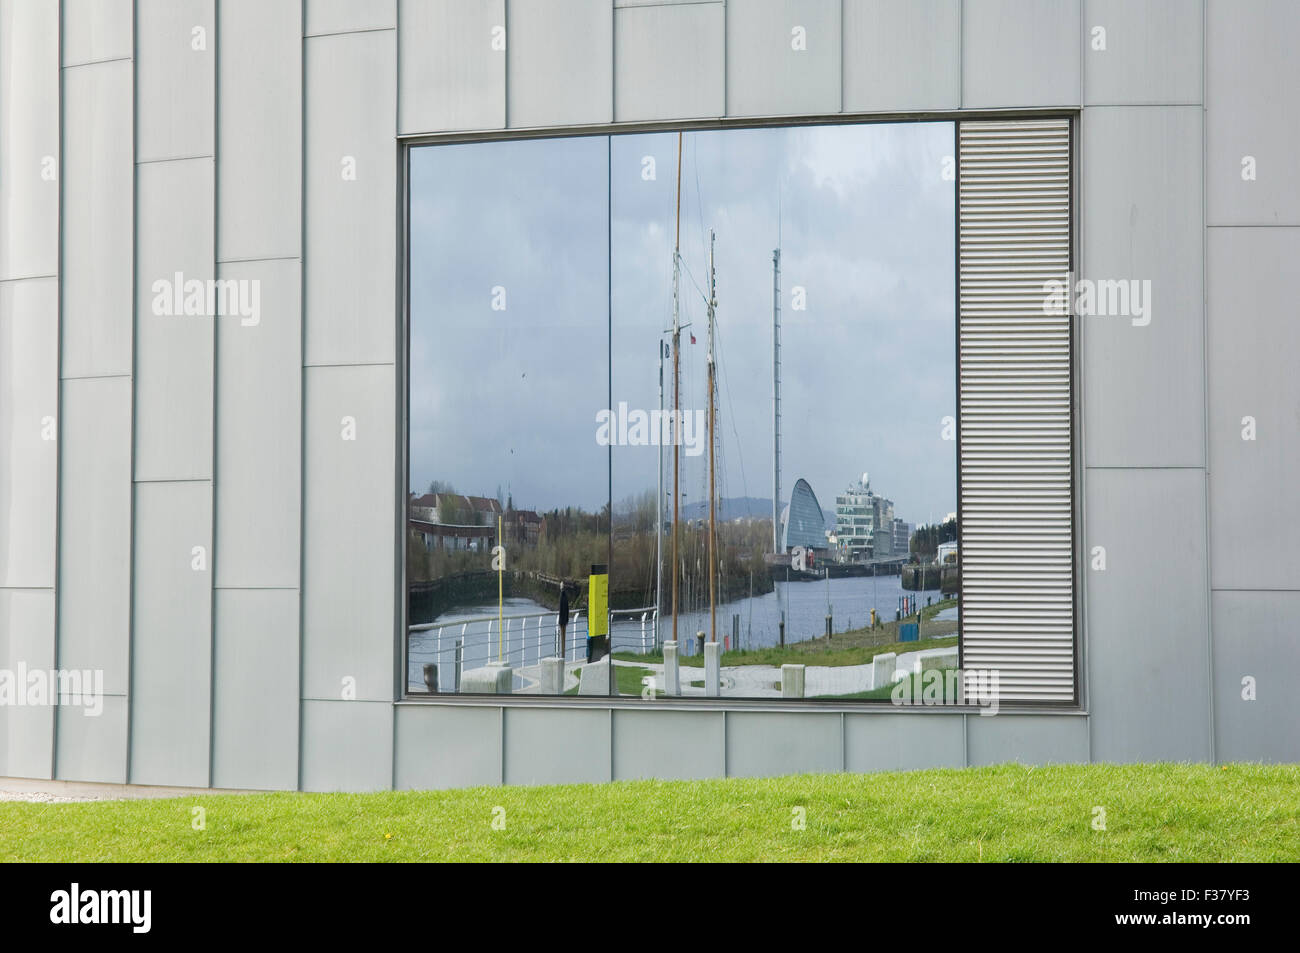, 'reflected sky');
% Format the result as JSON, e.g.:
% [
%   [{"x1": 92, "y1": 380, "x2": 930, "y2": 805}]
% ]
[{"x1": 409, "y1": 121, "x2": 956, "y2": 525}]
